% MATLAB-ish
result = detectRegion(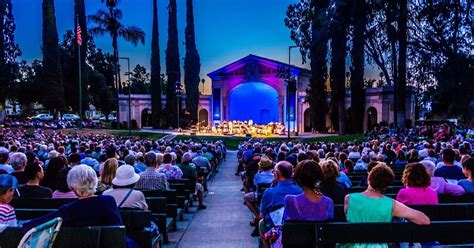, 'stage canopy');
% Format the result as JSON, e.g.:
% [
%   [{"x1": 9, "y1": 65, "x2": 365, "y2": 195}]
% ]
[{"x1": 229, "y1": 82, "x2": 279, "y2": 124}]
